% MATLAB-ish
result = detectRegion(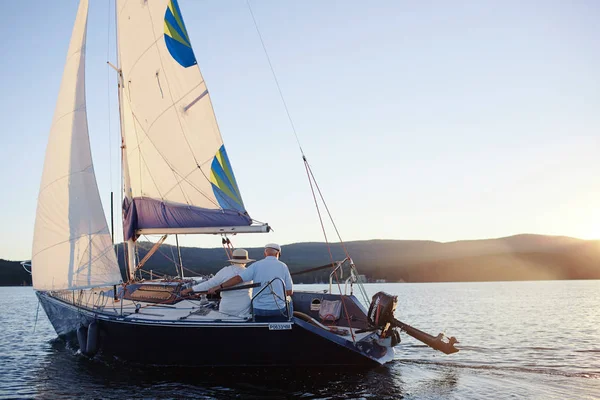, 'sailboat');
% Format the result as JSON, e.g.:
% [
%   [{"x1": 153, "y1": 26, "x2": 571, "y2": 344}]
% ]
[{"x1": 31, "y1": 0, "x2": 458, "y2": 367}]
